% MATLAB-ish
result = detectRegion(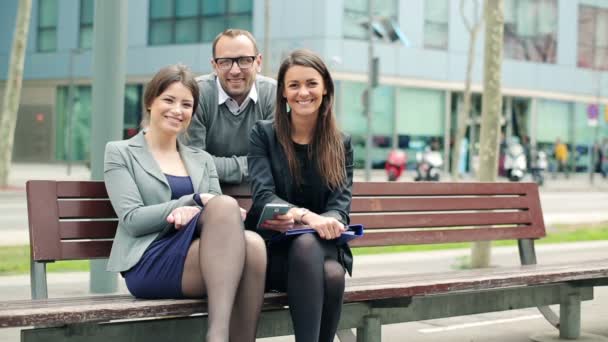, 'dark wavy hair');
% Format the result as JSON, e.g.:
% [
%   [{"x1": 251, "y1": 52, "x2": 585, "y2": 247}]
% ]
[
  {"x1": 274, "y1": 49, "x2": 346, "y2": 190},
  {"x1": 141, "y1": 64, "x2": 199, "y2": 128}
]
